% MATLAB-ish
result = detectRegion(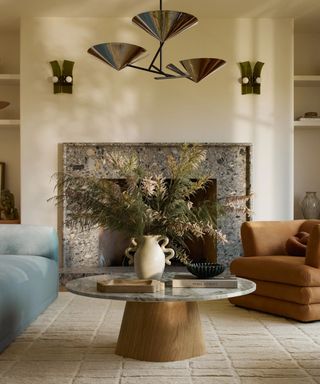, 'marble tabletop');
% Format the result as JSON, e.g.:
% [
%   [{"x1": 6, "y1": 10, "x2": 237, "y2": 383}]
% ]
[{"x1": 66, "y1": 272, "x2": 256, "y2": 302}]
